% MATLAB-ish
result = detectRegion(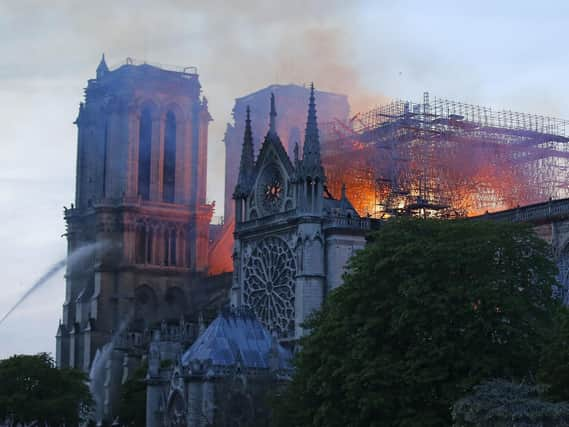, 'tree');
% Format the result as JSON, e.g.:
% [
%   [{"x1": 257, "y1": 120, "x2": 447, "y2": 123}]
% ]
[
  {"x1": 0, "y1": 353, "x2": 92, "y2": 426},
  {"x1": 274, "y1": 218, "x2": 559, "y2": 427},
  {"x1": 118, "y1": 361, "x2": 147, "y2": 427},
  {"x1": 452, "y1": 379, "x2": 569, "y2": 426},
  {"x1": 539, "y1": 306, "x2": 569, "y2": 401}
]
